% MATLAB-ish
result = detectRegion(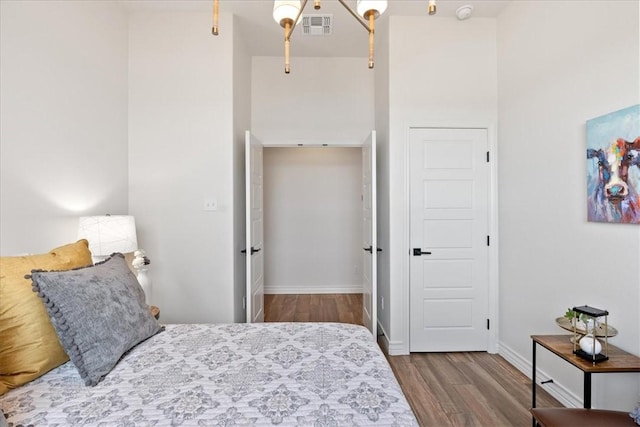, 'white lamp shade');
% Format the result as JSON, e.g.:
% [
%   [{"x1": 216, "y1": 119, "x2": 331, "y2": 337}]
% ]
[
  {"x1": 273, "y1": 0, "x2": 301, "y2": 25},
  {"x1": 357, "y1": 0, "x2": 387, "y2": 18},
  {"x1": 78, "y1": 215, "x2": 138, "y2": 257}
]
